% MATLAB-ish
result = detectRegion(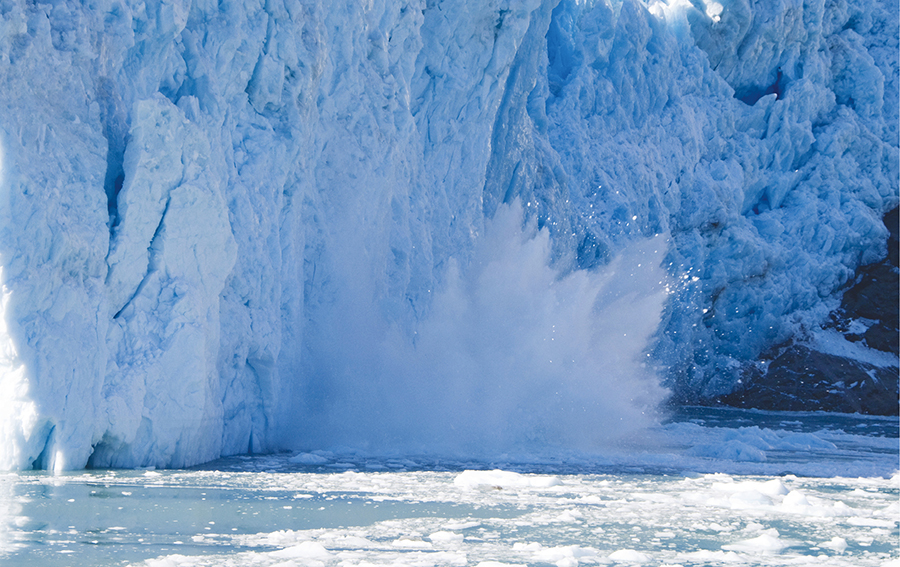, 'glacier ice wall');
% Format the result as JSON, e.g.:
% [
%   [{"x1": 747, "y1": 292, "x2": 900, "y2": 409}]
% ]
[{"x1": 0, "y1": 0, "x2": 895, "y2": 469}]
